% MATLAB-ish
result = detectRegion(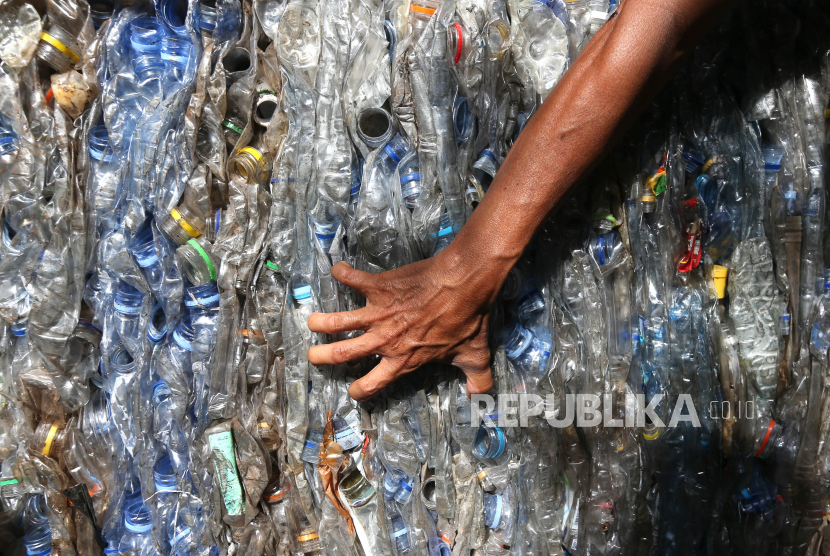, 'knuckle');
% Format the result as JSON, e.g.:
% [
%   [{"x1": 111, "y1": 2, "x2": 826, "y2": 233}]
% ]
[
  {"x1": 327, "y1": 313, "x2": 343, "y2": 331},
  {"x1": 469, "y1": 353, "x2": 490, "y2": 372},
  {"x1": 458, "y1": 347, "x2": 490, "y2": 372},
  {"x1": 332, "y1": 342, "x2": 352, "y2": 362},
  {"x1": 379, "y1": 327, "x2": 400, "y2": 347},
  {"x1": 361, "y1": 380, "x2": 382, "y2": 397}
]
